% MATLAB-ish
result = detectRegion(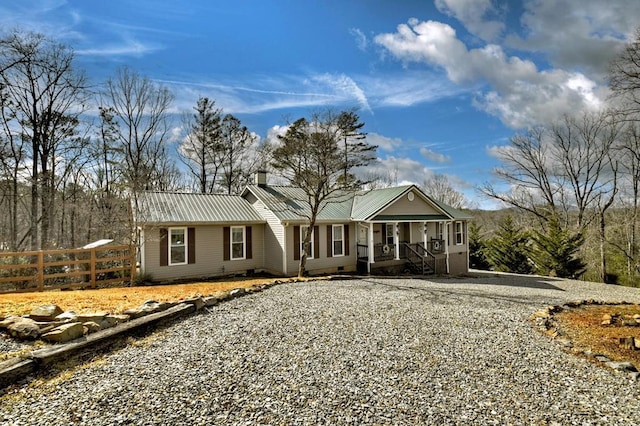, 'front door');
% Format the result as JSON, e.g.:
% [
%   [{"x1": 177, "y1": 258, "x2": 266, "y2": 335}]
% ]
[{"x1": 358, "y1": 224, "x2": 368, "y2": 245}]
